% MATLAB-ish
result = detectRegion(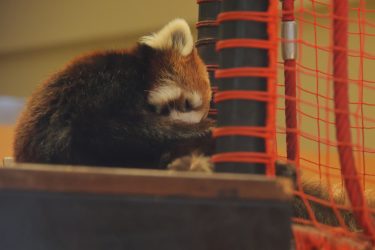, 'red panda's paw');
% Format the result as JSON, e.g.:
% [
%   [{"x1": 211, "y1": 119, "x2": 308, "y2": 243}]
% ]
[{"x1": 167, "y1": 154, "x2": 213, "y2": 173}]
